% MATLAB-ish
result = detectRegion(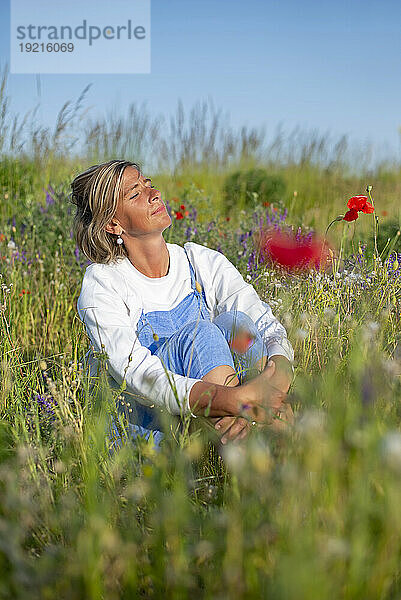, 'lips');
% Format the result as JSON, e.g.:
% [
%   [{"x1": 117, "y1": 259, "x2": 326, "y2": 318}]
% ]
[{"x1": 152, "y1": 205, "x2": 166, "y2": 215}]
